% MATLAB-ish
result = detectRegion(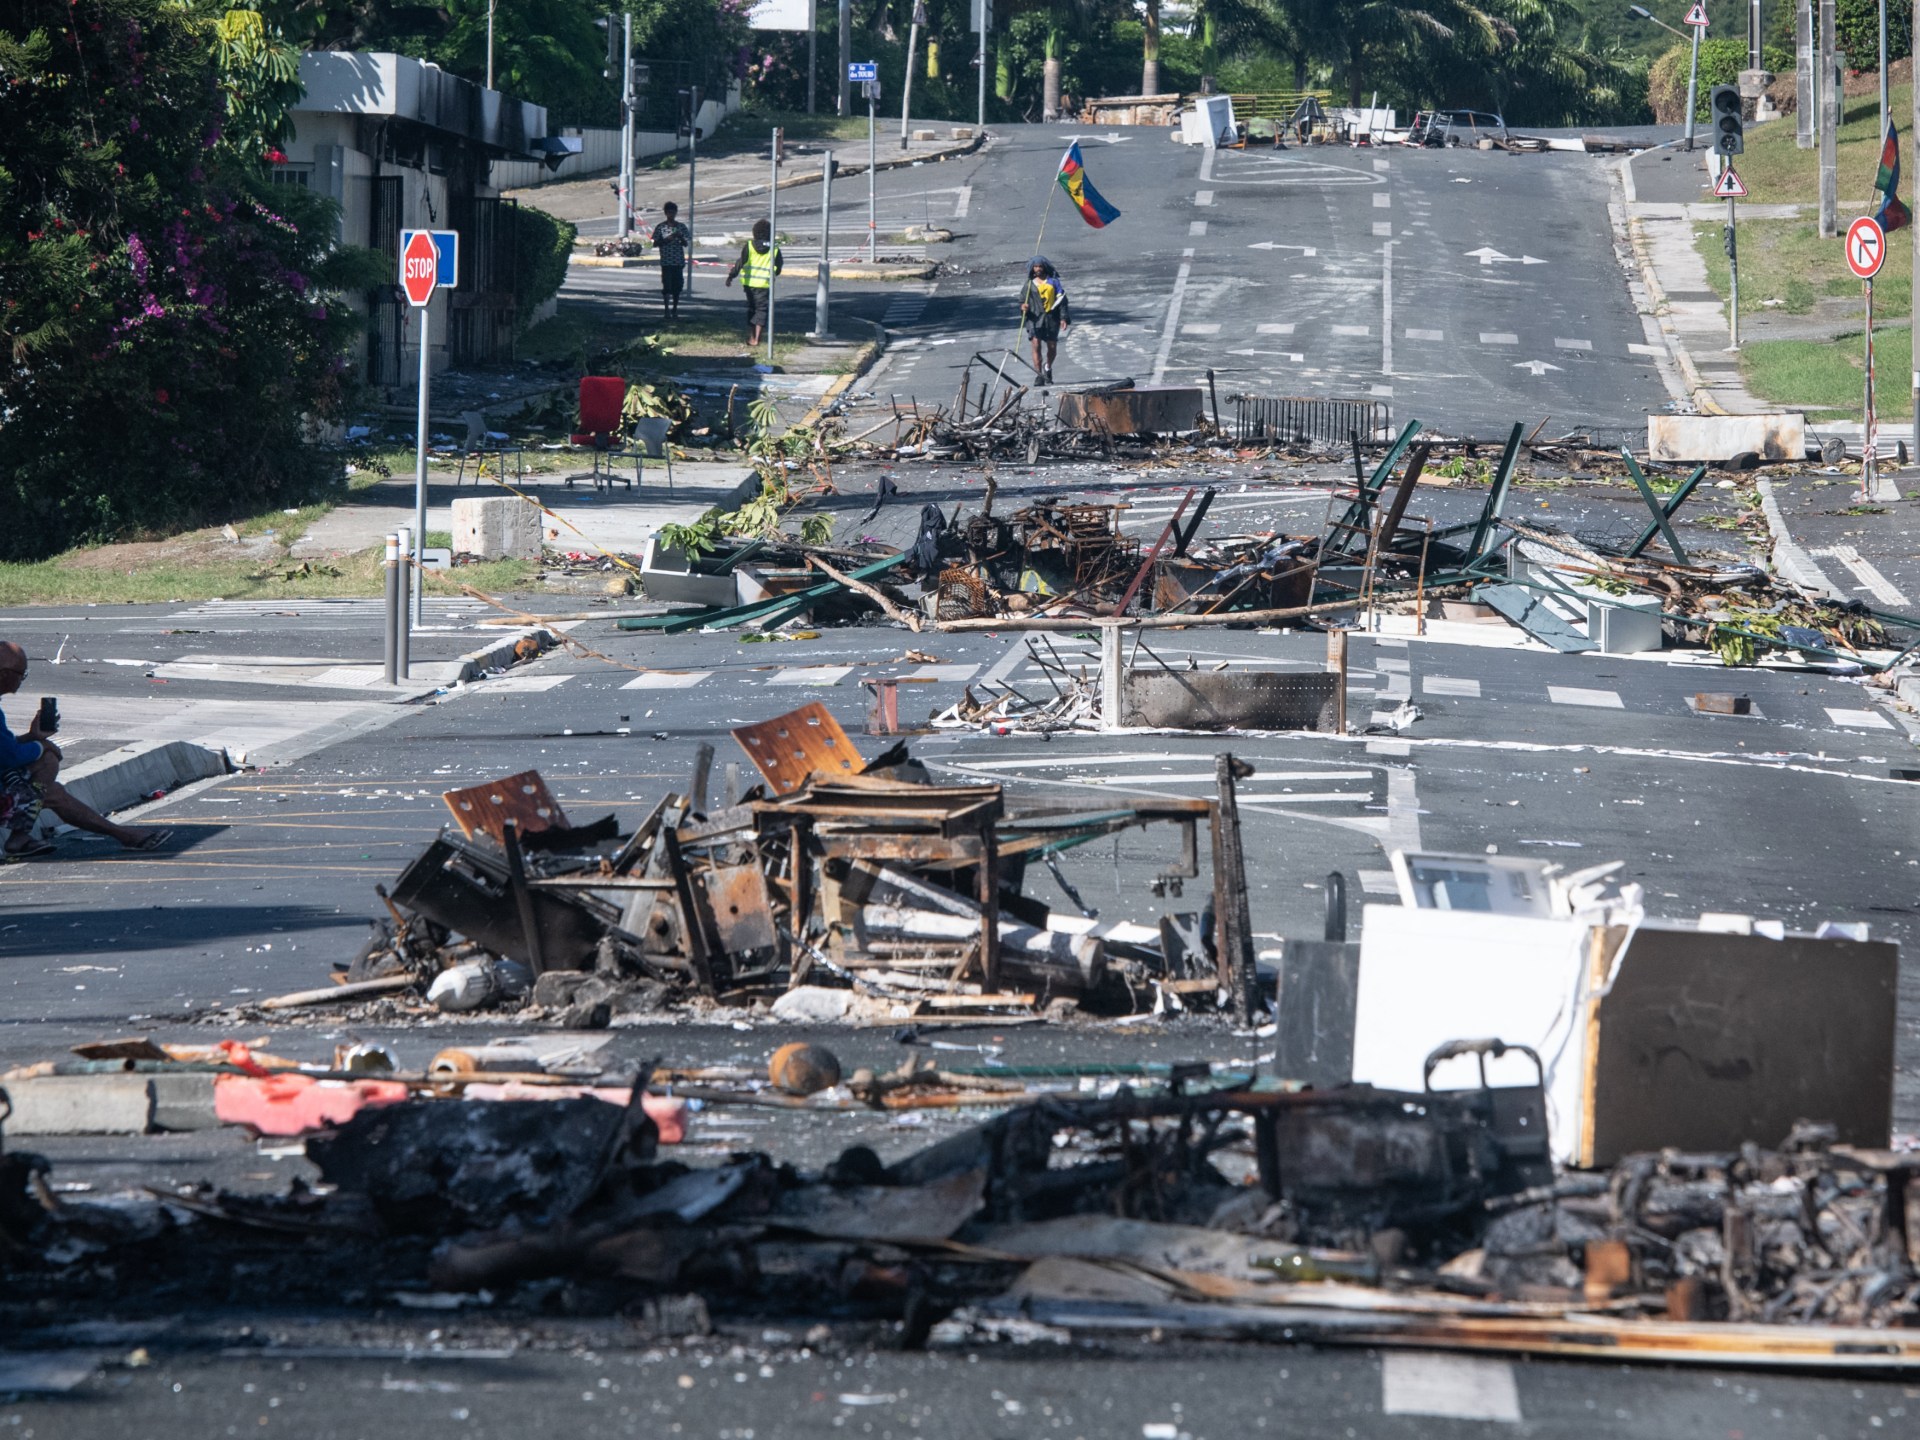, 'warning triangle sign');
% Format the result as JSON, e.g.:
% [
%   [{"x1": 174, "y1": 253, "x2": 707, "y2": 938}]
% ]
[
  {"x1": 1685, "y1": 2, "x2": 1709, "y2": 25},
  {"x1": 1714, "y1": 166, "x2": 1747, "y2": 197}
]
